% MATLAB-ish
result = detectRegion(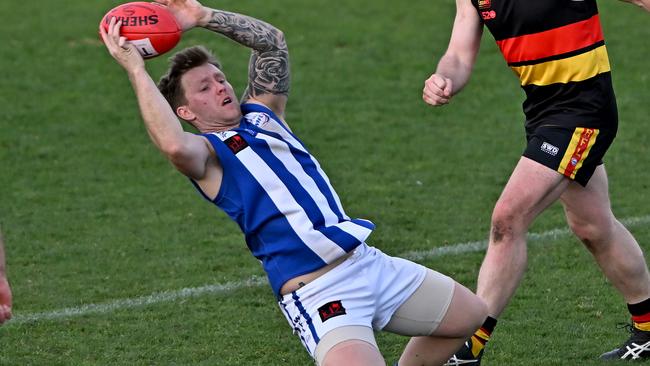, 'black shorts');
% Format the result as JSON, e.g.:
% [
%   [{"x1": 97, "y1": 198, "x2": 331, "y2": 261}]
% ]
[{"x1": 523, "y1": 125, "x2": 617, "y2": 186}]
